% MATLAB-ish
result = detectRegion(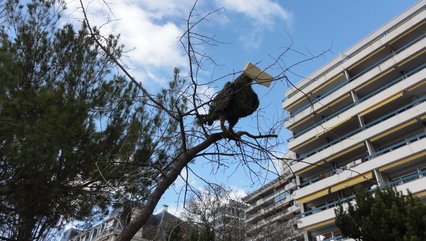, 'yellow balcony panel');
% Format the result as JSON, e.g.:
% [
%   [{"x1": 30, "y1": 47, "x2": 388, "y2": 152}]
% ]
[
  {"x1": 325, "y1": 142, "x2": 365, "y2": 163},
  {"x1": 415, "y1": 190, "x2": 426, "y2": 197},
  {"x1": 312, "y1": 73, "x2": 344, "y2": 95},
  {"x1": 304, "y1": 219, "x2": 335, "y2": 231},
  {"x1": 287, "y1": 72, "x2": 344, "y2": 111},
  {"x1": 379, "y1": 151, "x2": 426, "y2": 172},
  {"x1": 286, "y1": 93, "x2": 312, "y2": 110},
  {"x1": 397, "y1": 48, "x2": 426, "y2": 67},
  {"x1": 408, "y1": 80, "x2": 426, "y2": 92},
  {"x1": 295, "y1": 160, "x2": 326, "y2": 176},
  {"x1": 360, "y1": 91, "x2": 403, "y2": 117},
  {"x1": 370, "y1": 119, "x2": 417, "y2": 142},
  {"x1": 349, "y1": 46, "x2": 386, "y2": 71},
  {"x1": 297, "y1": 188, "x2": 329, "y2": 205},
  {"x1": 291, "y1": 135, "x2": 318, "y2": 152},
  {"x1": 389, "y1": 20, "x2": 426, "y2": 45},
  {"x1": 318, "y1": 93, "x2": 352, "y2": 114},
  {"x1": 350, "y1": 42, "x2": 374, "y2": 58},
  {"x1": 330, "y1": 172, "x2": 373, "y2": 193},
  {"x1": 317, "y1": 116, "x2": 354, "y2": 138},
  {"x1": 288, "y1": 114, "x2": 311, "y2": 129},
  {"x1": 355, "y1": 67, "x2": 395, "y2": 92},
  {"x1": 388, "y1": 9, "x2": 425, "y2": 37}
]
